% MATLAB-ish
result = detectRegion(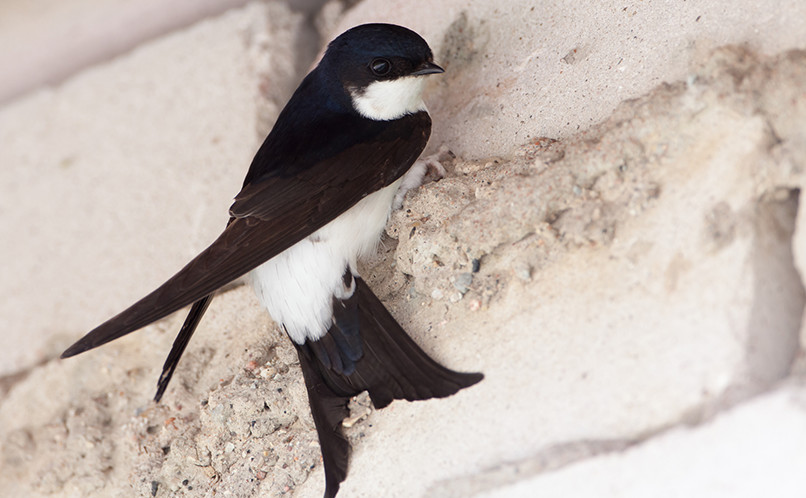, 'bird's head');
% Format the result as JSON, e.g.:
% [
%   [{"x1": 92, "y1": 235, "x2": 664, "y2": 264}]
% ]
[{"x1": 321, "y1": 23, "x2": 444, "y2": 121}]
